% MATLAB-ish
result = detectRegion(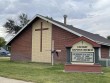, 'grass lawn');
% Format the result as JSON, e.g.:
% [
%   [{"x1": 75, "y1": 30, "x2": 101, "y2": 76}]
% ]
[{"x1": 0, "y1": 57, "x2": 110, "y2": 83}]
